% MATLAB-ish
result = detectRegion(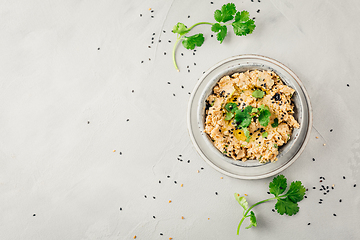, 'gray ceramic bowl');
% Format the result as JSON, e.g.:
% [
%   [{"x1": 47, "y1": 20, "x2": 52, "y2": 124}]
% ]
[{"x1": 187, "y1": 54, "x2": 312, "y2": 179}]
